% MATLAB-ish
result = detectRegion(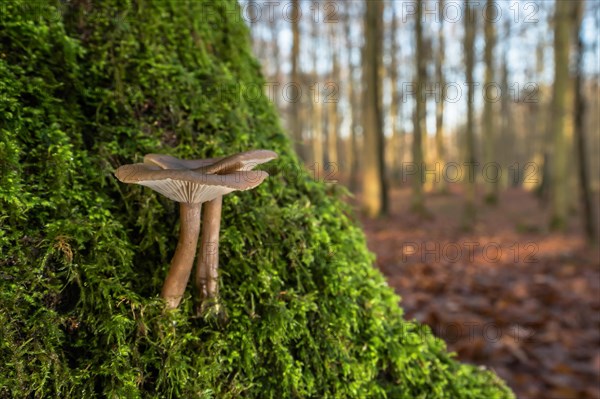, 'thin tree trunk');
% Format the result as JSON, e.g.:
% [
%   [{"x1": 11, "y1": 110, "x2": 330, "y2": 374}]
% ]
[
  {"x1": 311, "y1": 22, "x2": 324, "y2": 172},
  {"x1": 500, "y1": 20, "x2": 514, "y2": 191},
  {"x1": 463, "y1": 0, "x2": 477, "y2": 227},
  {"x1": 311, "y1": 91, "x2": 323, "y2": 171},
  {"x1": 389, "y1": 4, "x2": 401, "y2": 181},
  {"x1": 435, "y1": 0, "x2": 446, "y2": 193},
  {"x1": 527, "y1": 35, "x2": 546, "y2": 193},
  {"x1": 411, "y1": 0, "x2": 426, "y2": 215},
  {"x1": 290, "y1": 0, "x2": 303, "y2": 160},
  {"x1": 269, "y1": 15, "x2": 281, "y2": 108},
  {"x1": 362, "y1": 0, "x2": 387, "y2": 217},
  {"x1": 349, "y1": 77, "x2": 360, "y2": 191},
  {"x1": 483, "y1": 0, "x2": 498, "y2": 204},
  {"x1": 375, "y1": 2, "x2": 388, "y2": 215},
  {"x1": 345, "y1": 3, "x2": 360, "y2": 191},
  {"x1": 536, "y1": 34, "x2": 553, "y2": 201},
  {"x1": 327, "y1": 23, "x2": 339, "y2": 170},
  {"x1": 549, "y1": 0, "x2": 574, "y2": 230},
  {"x1": 573, "y1": 0, "x2": 596, "y2": 243}
]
